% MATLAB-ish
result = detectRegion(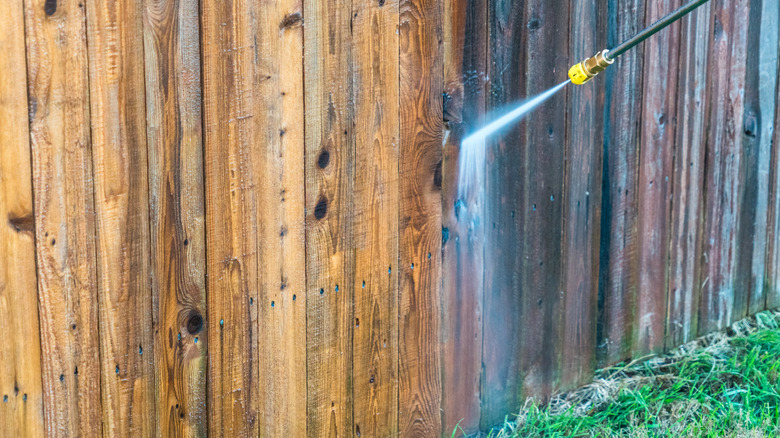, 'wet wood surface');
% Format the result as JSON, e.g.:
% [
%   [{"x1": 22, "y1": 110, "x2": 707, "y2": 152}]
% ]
[{"x1": 1, "y1": 0, "x2": 776, "y2": 436}]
